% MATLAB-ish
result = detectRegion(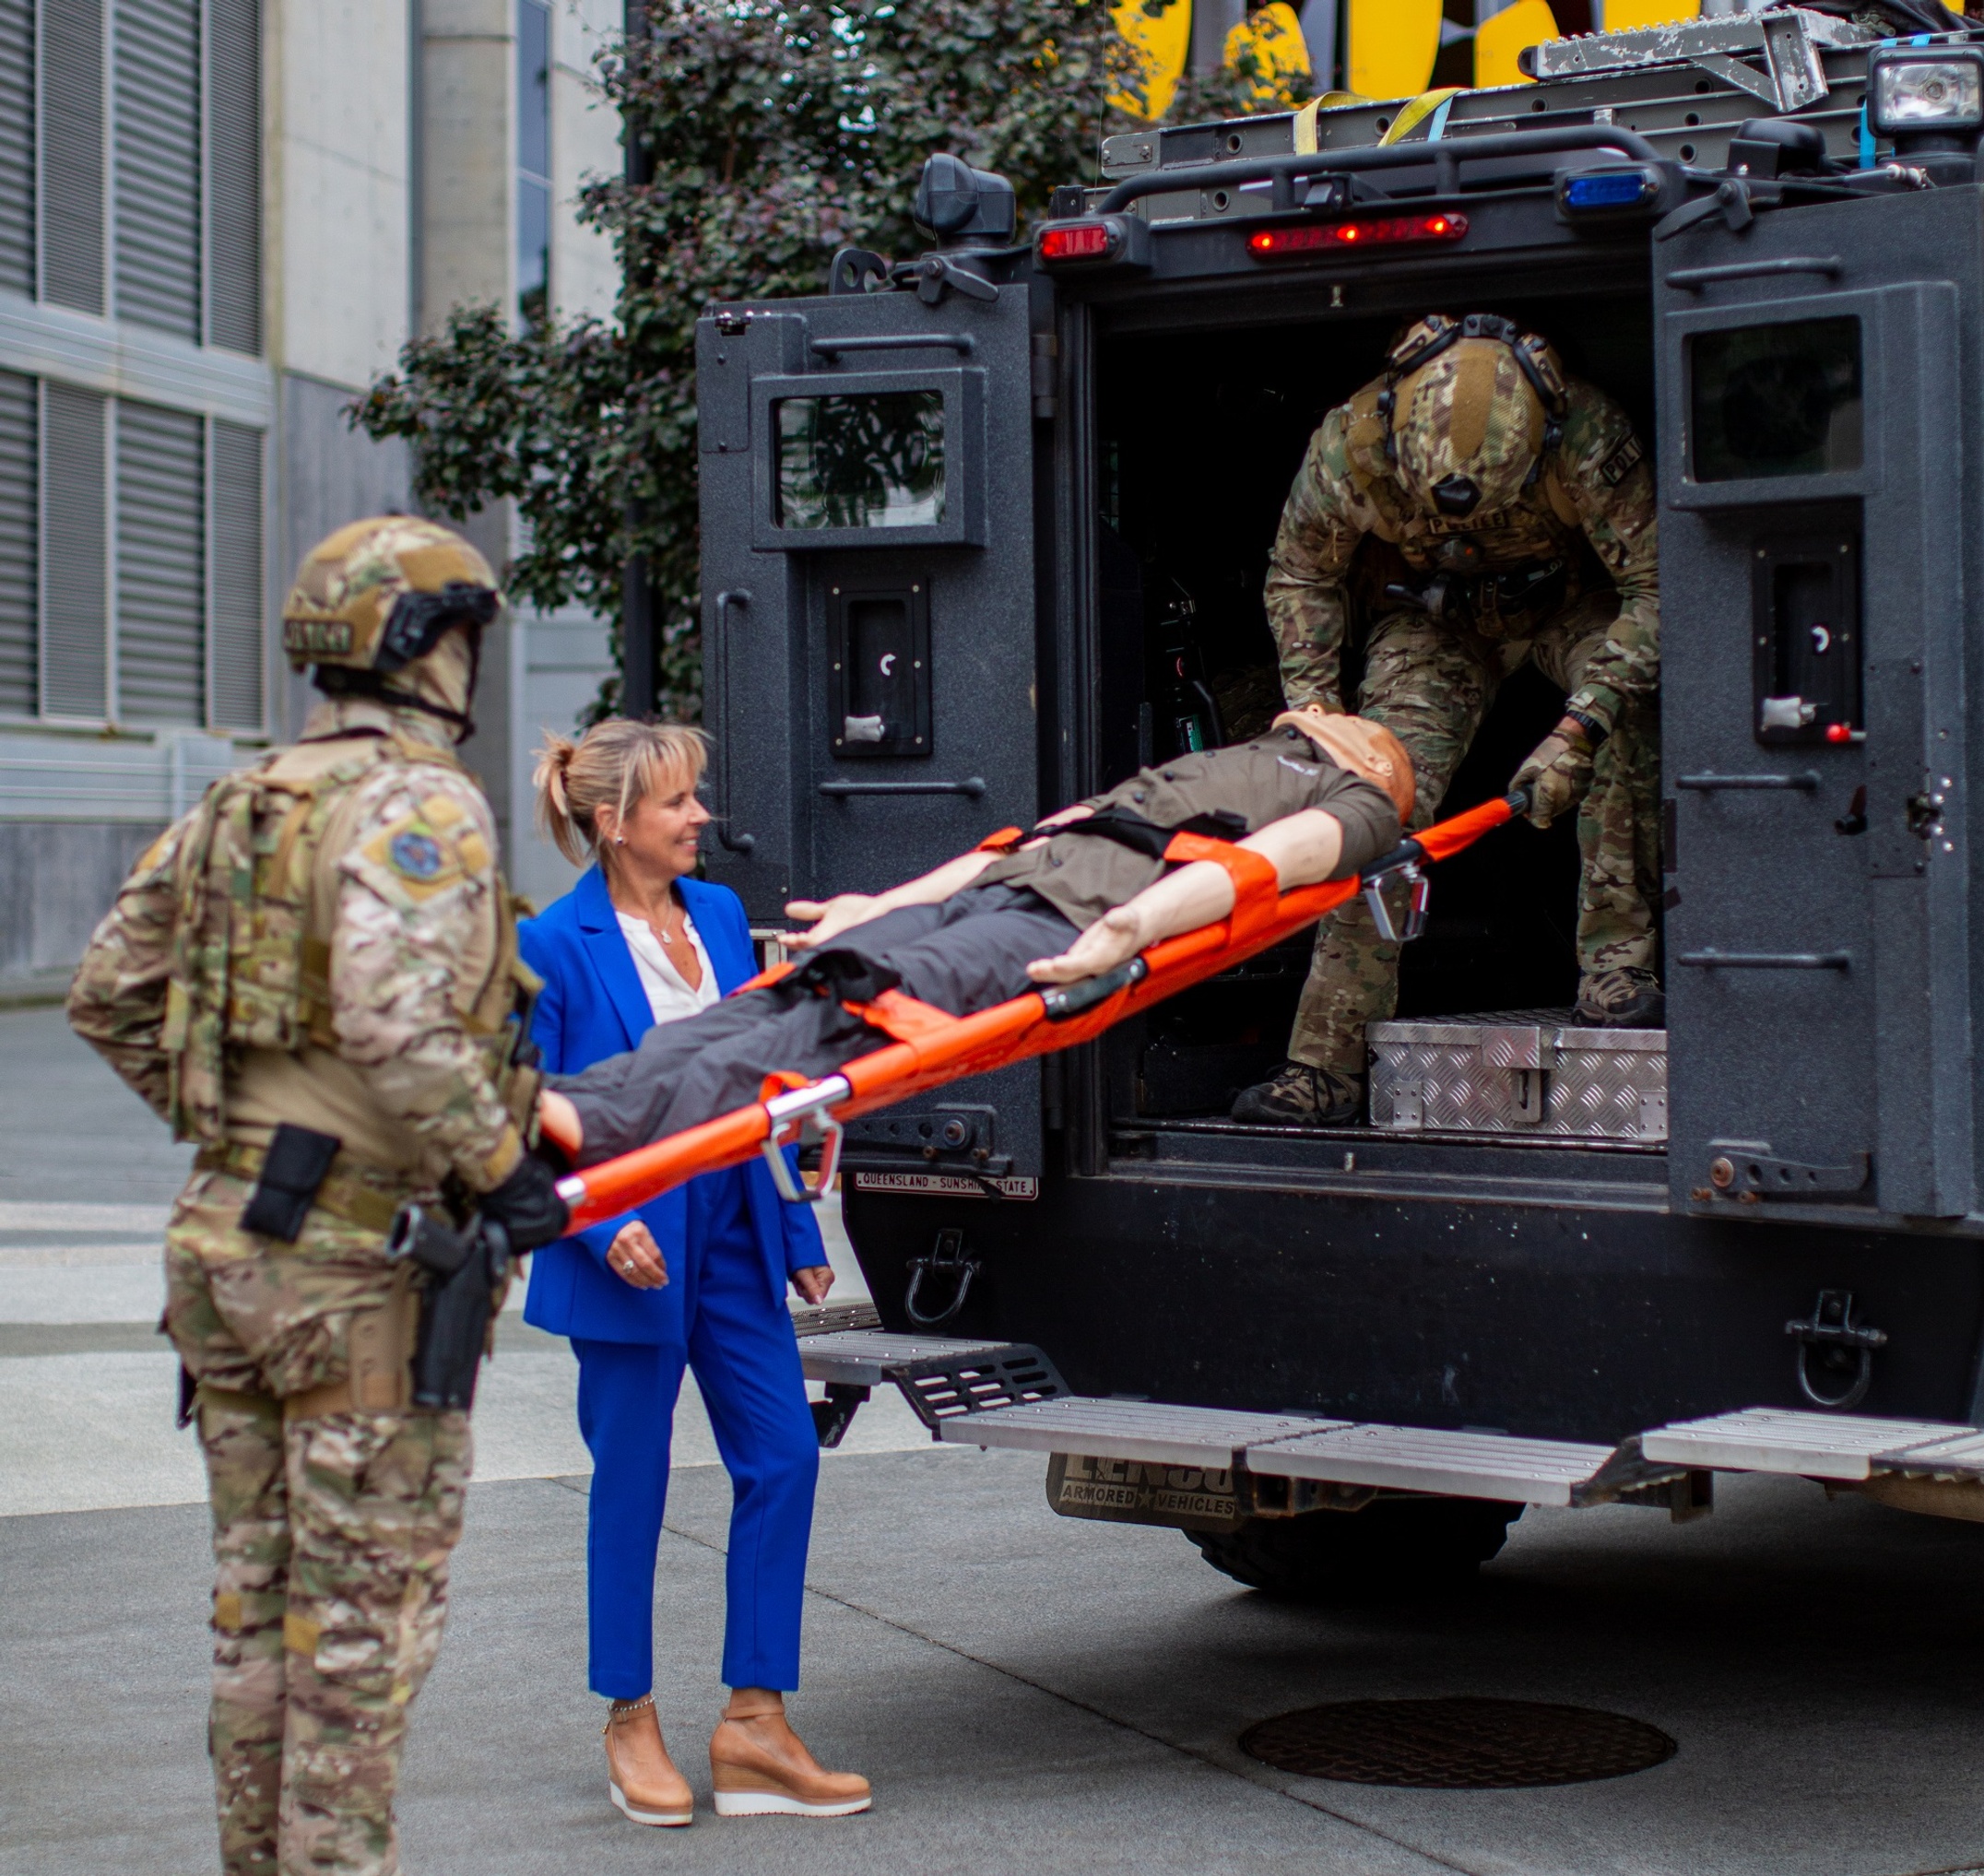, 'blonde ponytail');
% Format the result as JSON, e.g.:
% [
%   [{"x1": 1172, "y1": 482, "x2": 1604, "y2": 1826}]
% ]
[
  {"x1": 531, "y1": 731, "x2": 586, "y2": 865},
  {"x1": 532, "y1": 718, "x2": 711, "y2": 868}
]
